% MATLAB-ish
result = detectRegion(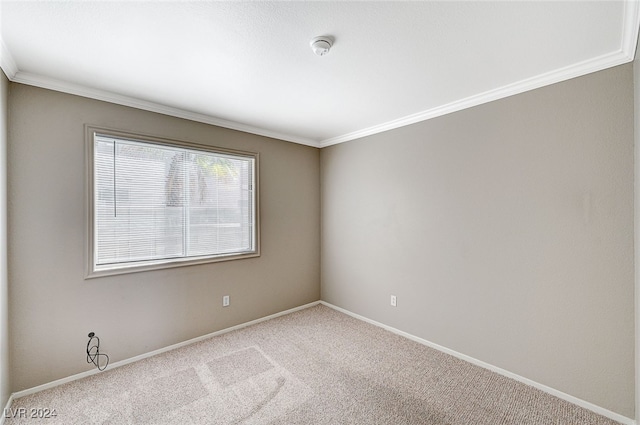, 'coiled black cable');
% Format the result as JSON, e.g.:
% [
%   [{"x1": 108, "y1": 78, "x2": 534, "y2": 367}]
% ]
[{"x1": 86, "y1": 332, "x2": 109, "y2": 371}]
